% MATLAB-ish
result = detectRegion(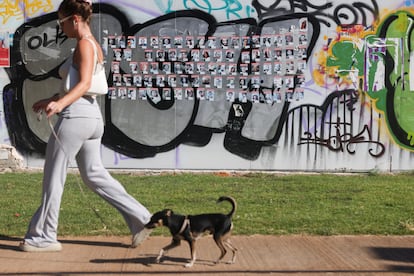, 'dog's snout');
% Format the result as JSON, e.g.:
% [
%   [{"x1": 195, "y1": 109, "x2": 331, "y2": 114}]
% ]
[
  {"x1": 145, "y1": 222, "x2": 157, "y2": 229},
  {"x1": 145, "y1": 218, "x2": 164, "y2": 229}
]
